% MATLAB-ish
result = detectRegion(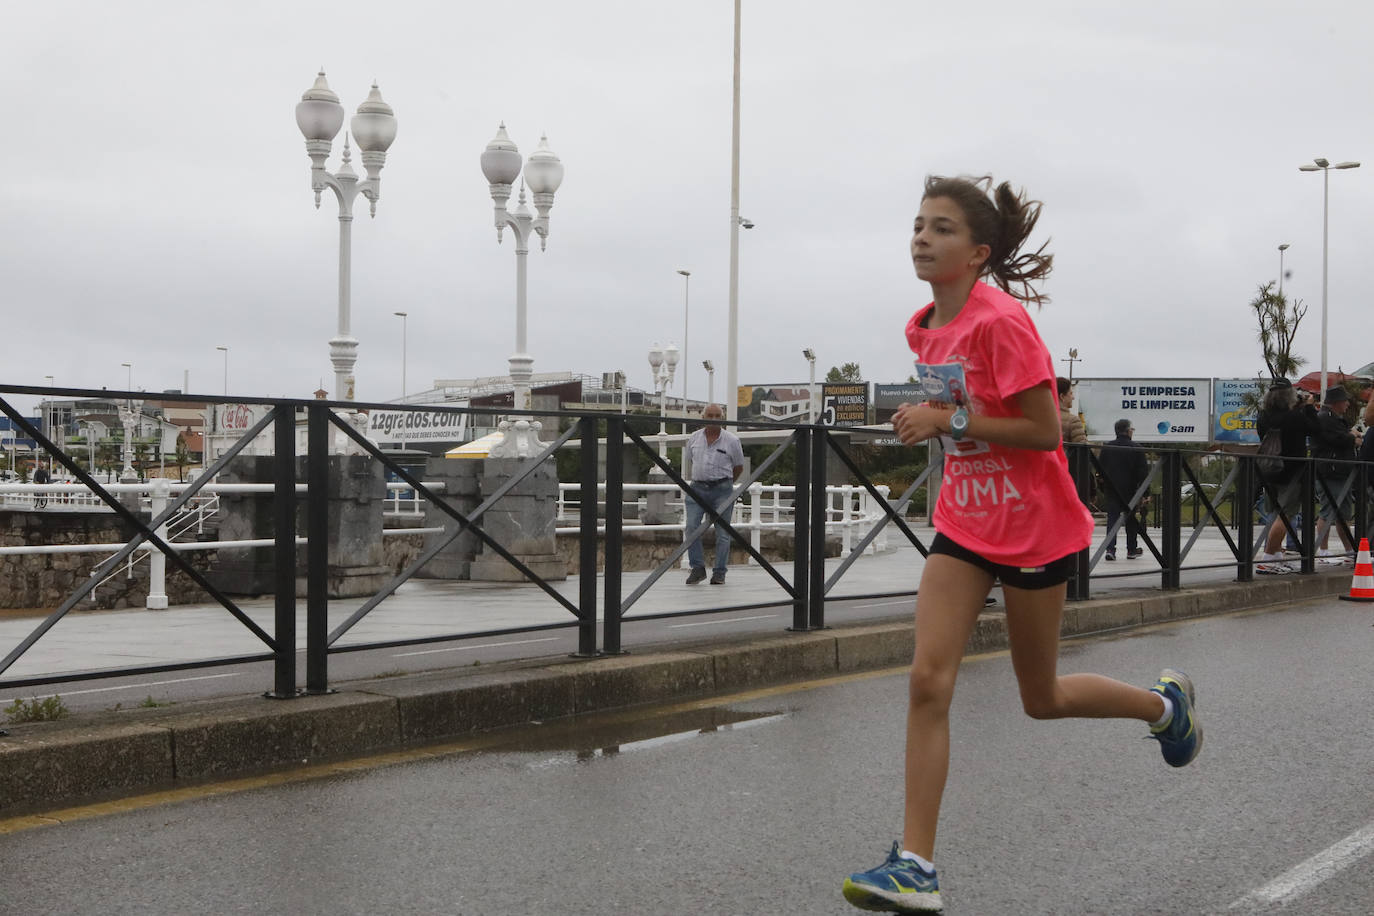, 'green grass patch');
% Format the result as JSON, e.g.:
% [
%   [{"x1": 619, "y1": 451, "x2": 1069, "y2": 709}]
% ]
[{"x1": 5, "y1": 695, "x2": 70, "y2": 723}]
